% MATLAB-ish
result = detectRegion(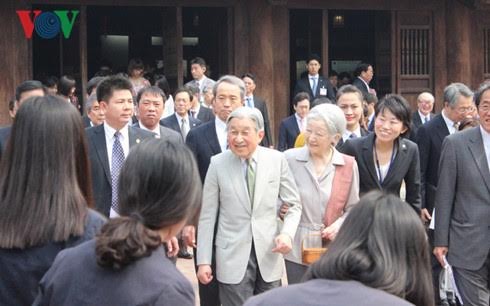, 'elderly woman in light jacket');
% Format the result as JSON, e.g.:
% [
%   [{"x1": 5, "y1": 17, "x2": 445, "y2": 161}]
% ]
[{"x1": 282, "y1": 103, "x2": 360, "y2": 284}]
